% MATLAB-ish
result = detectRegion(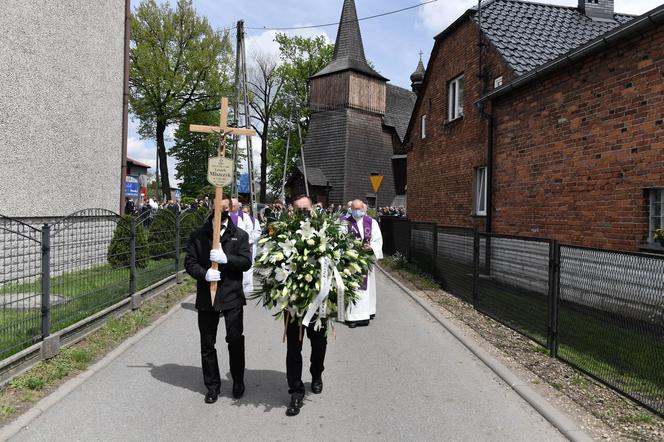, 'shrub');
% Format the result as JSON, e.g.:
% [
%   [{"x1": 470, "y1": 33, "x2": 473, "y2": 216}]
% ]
[
  {"x1": 147, "y1": 209, "x2": 177, "y2": 260},
  {"x1": 107, "y1": 215, "x2": 148, "y2": 269}
]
